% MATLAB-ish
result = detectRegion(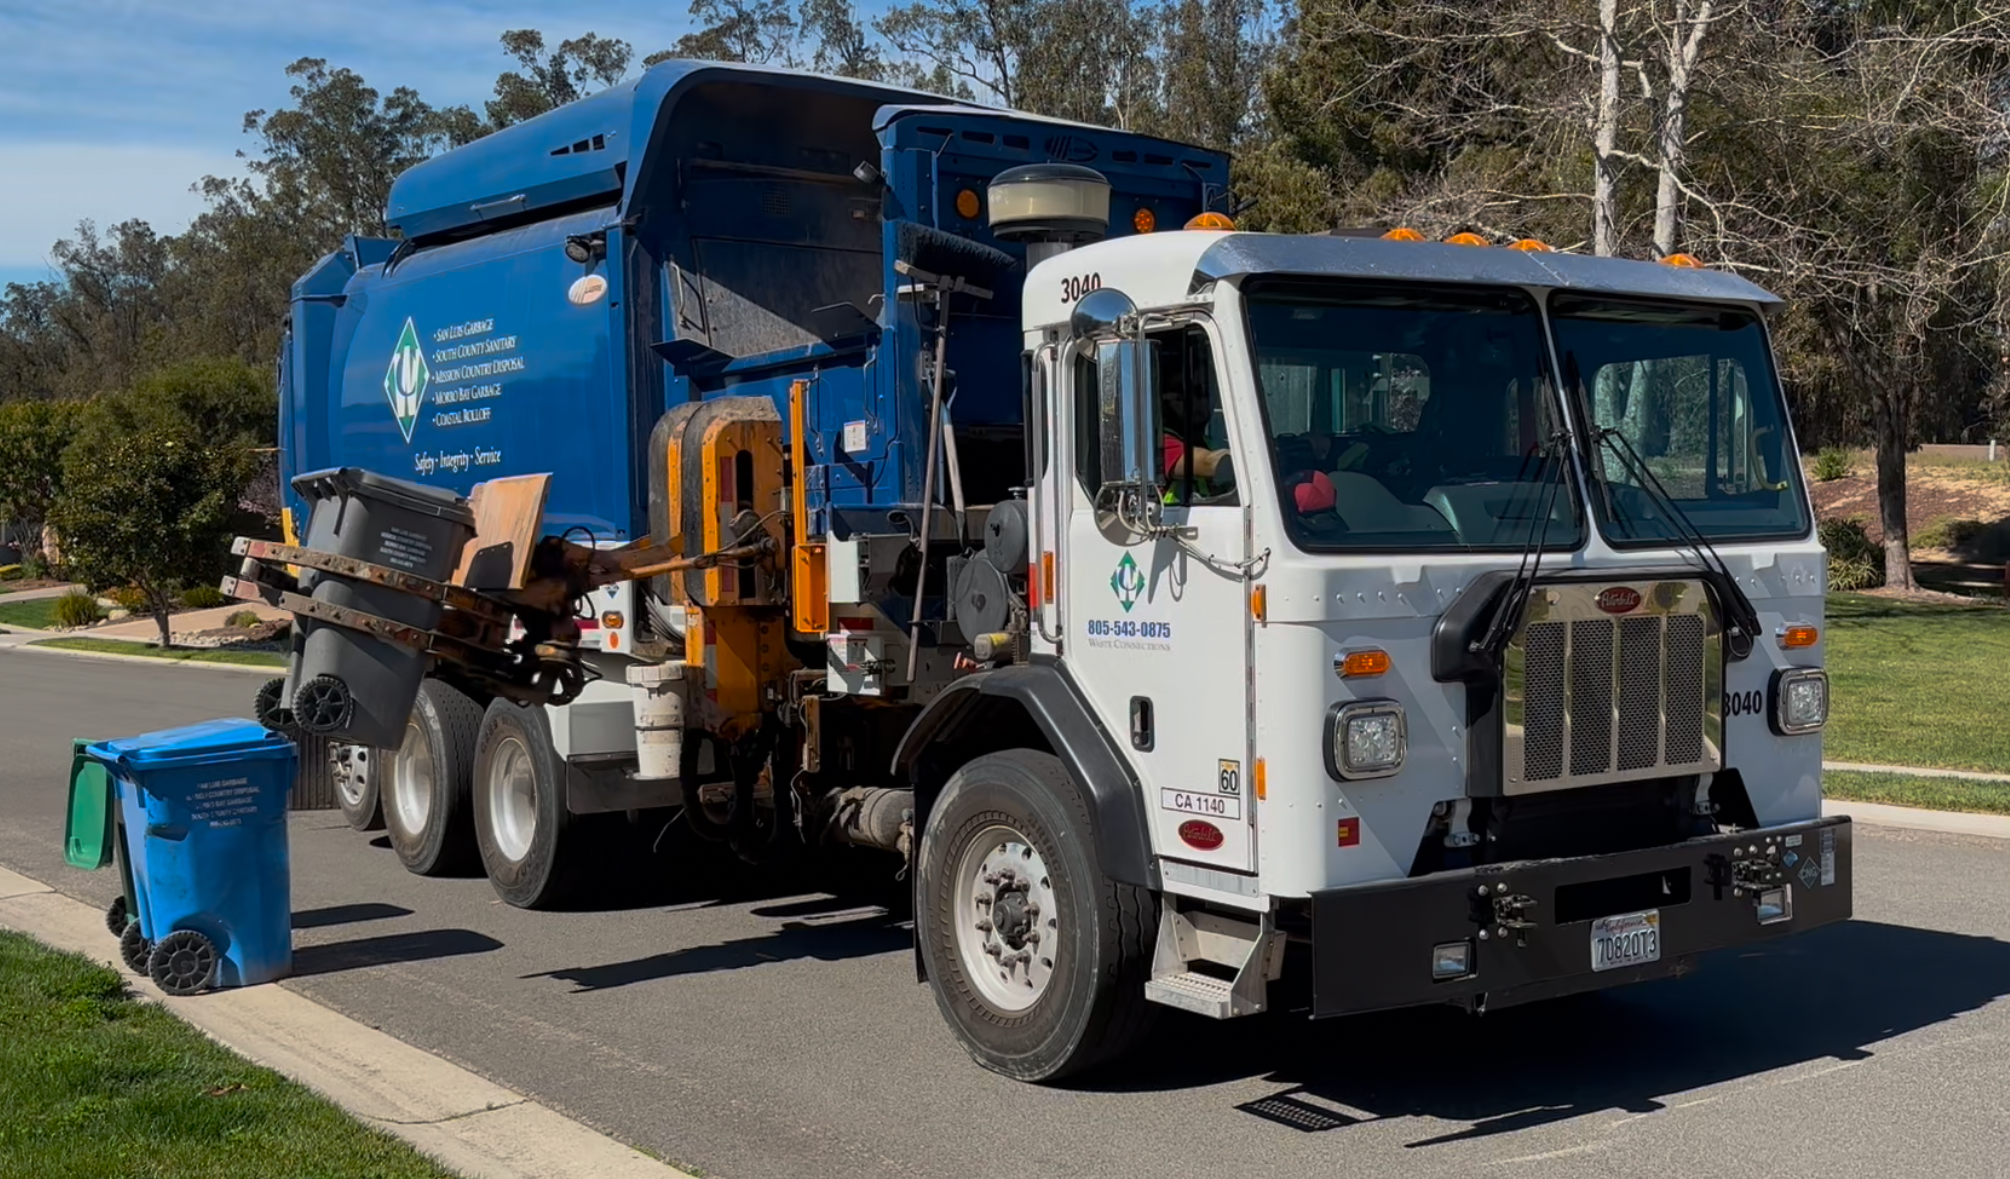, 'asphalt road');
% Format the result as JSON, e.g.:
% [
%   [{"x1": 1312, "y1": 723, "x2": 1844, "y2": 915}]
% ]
[{"x1": 5, "y1": 649, "x2": 2010, "y2": 1179}]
